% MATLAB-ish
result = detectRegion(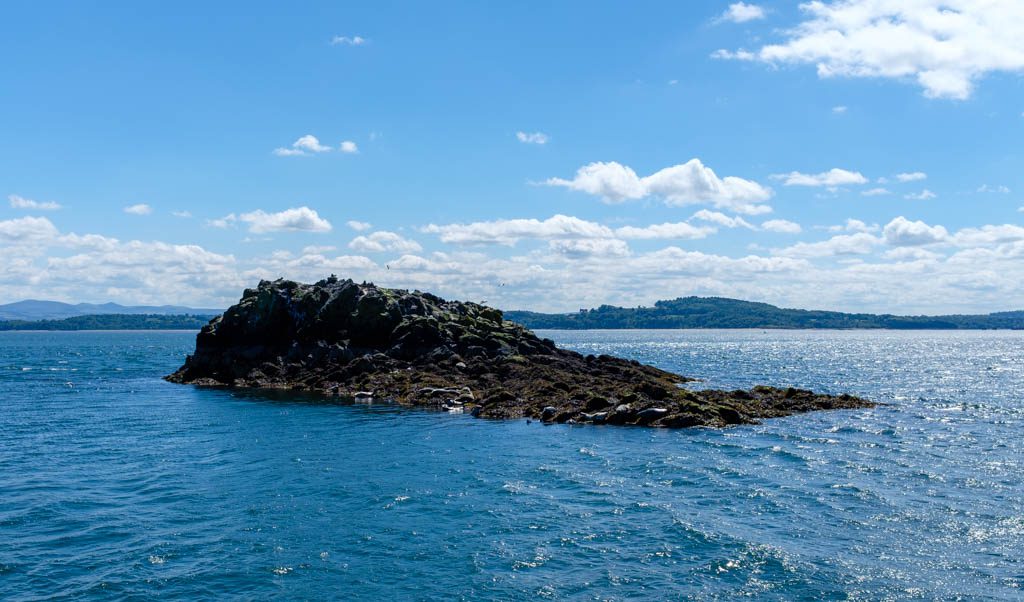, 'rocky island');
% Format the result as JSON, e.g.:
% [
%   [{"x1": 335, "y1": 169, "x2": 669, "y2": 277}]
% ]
[{"x1": 166, "y1": 277, "x2": 873, "y2": 428}]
